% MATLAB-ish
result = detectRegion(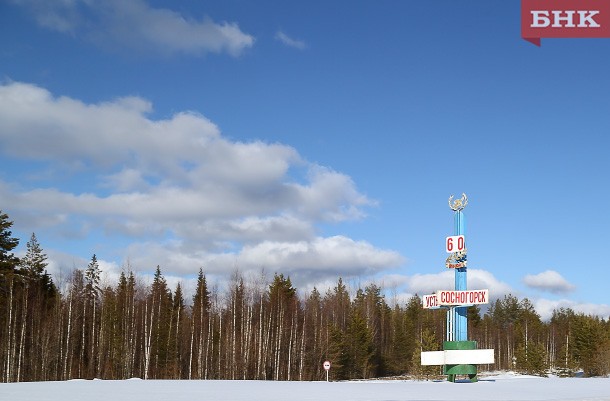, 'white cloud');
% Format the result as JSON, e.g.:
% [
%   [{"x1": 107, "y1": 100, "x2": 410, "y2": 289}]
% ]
[
  {"x1": 0, "y1": 82, "x2": 219, "y2": 170},
  {"x1": 534, "y1": 298, "x2": 610, "y2": 321},
  {"x1": 239, "y1": 236, "x2": 403, "y2": 274},
  {"x1": 406, "y1": 269, "x2": 513, "y2": 301},
  {"x1": 10, "y1": 0, "x2": 254, "y2": 57},
  {"x1": 0, "y1": 81, "x2": 398, "y2": 289},
  {"x1": 407, "y1": 270, "x2": 454, "y2": 296},
  {"x1": 523, "y1": 270, "x2": 576, "y2": 294},
  {"x1": 8, "y1": 0, "x2": 83, "y2": 33},
  {"x1": 0, "y1": 83, "x2": 374, "y2": 228},
  {"x1": 275, "y1": 31, "x2": 307, "y2": 50},
  {"x1": 375, "y1": 273, "x2": 411, "y2": 290},
  {"x1": 122, "y1": 236, "x2": 404, "y2": 288}
]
